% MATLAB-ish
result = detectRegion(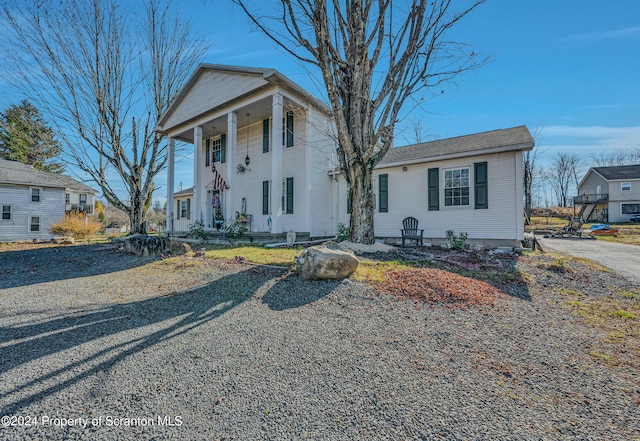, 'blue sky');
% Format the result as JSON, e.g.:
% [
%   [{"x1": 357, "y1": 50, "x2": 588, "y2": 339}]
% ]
[{"x1": 2, "y1": 0, "x2": 640, "y2": 205}]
